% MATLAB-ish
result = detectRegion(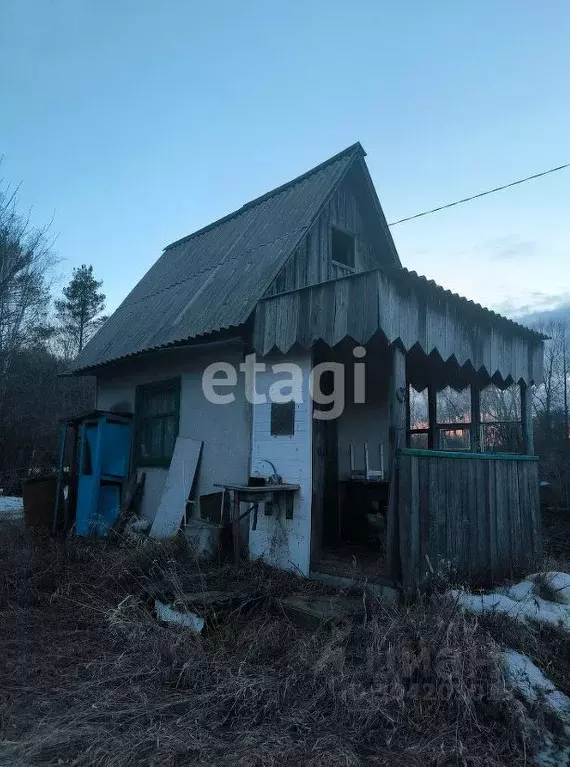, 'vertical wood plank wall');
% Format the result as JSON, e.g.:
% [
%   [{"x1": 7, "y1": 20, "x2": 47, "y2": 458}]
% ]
[
  {"x1": 265, "y1": 169, "x2": 387, "y2": 297},
  {"x1": 397, "y1": 448, "x2": 542, "y2": 593},
  {"x1": 254, "y1": 270, "x2": 544, "y2": 386}
]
